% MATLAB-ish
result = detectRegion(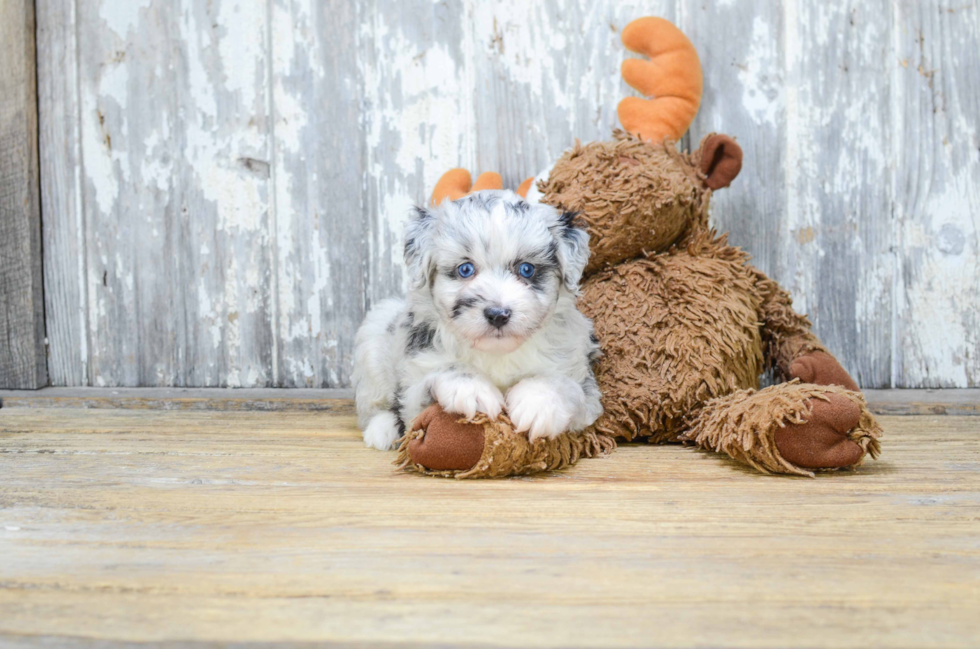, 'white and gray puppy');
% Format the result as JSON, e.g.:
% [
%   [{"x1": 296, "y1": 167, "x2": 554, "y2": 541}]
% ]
[{"x1": 353, "y1": 190, "x2": 602, "y2": 450}]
